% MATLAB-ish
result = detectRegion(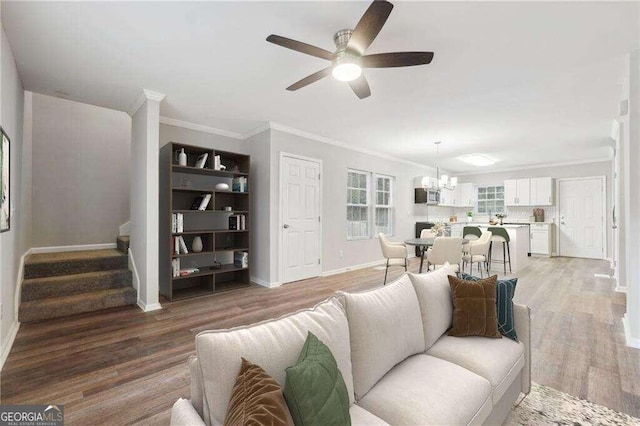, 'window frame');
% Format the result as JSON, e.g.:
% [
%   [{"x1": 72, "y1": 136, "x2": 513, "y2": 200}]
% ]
[
  {"x1": 374, "y1": 173, "x2": 394, "y2": 237},
  {"x1": 346, "y1": 169, "x2": 372, "y2": 240},
  {"x1": 475, "y1": 184, "x2": 505, "y2": 215}
]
